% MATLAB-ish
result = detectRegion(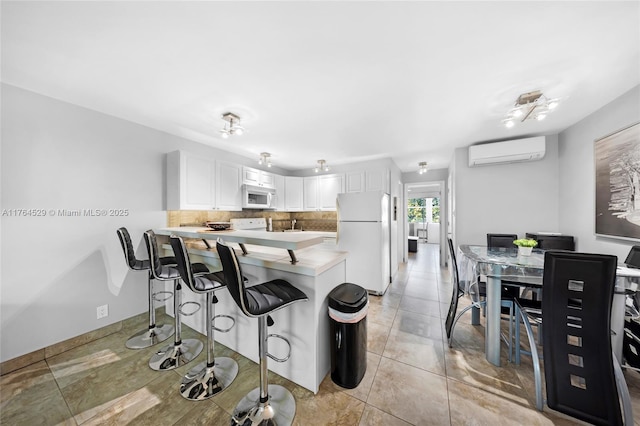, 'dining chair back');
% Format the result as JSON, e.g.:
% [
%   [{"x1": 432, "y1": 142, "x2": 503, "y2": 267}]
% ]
[
  {"x1": 444, "y1": 238, "x2": 463, "y2": 340},
  {"x1": 542, "y1": 251, "x2": 632, "y2": 425},
  {"x1": 525, "y1": 233, "x2": 575, "y2": 251},
  {"x1": 487, "y1": 233, "x2": 518, "y2": 249},
  {"x1": 624, "y1": 245, "x2": 640, "y2": 268}
]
